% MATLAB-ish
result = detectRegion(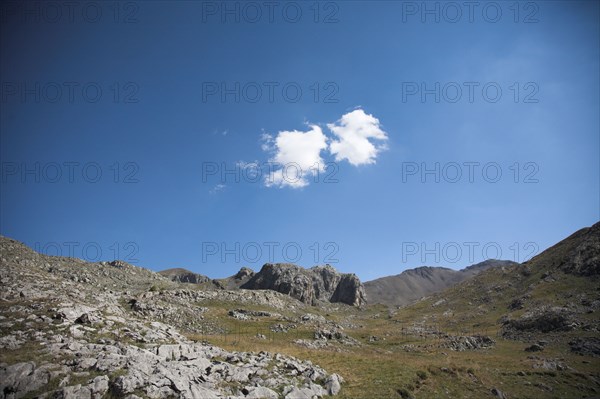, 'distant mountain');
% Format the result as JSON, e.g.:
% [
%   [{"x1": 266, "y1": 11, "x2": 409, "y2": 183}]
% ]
[
  {"x1": 158, "y1": 268, "x2": 211, "y2": 284},
  {"x1": 364, "y1": 259, "x2": 518, "y2": 306},
  {"x1": 397, "y1": 221, "x2": 600, "y2": 344},
  {"x1": 241, "y1": 263, "x2": 367, "y2": 306}
]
